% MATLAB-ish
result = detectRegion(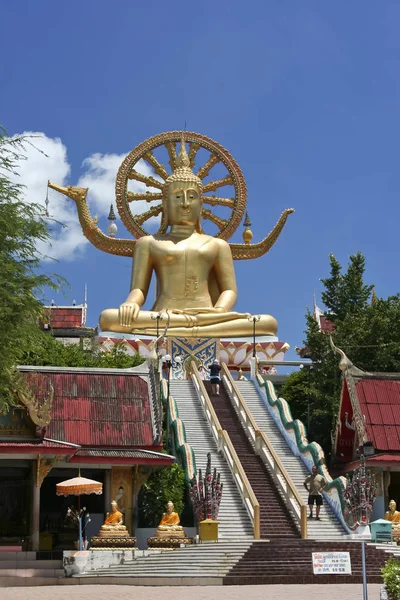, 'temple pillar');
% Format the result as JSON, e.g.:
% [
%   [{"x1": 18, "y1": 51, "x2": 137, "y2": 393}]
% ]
[
  {"x1": 31, "y1": 461, "x2": 40, "y2": 551},
  {"x1": 104, "y1": 469, "x2": 111, "y2": 511}
]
